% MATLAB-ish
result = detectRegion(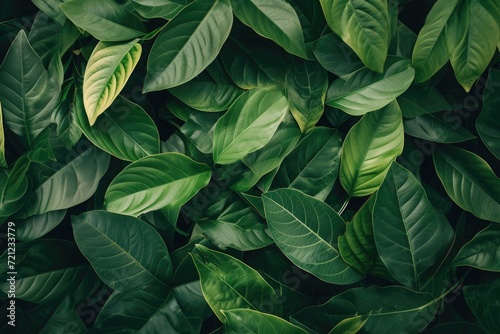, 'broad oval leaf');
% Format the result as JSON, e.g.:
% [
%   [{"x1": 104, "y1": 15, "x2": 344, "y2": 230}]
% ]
[
  {"x1": 76, "y1": 93, "x2": 160, "y2": 161},
  {"x1": 83, "y1": 40, "x2": 142, "y2": 125},
  {"x1": 105, "y1": 153, "x2": 211, "y2": 216},
  {"x1": 397, "y1": 85, "x2": 451, "y2": 118},
  {"x1": 314, "y1": 32, "x2": 364, "y2": 78},
  {"x1": 131, "y1": 0, "x2": 187, "y2": 20},
  {"x1": 223, "y1": 308, "x2": 307, "y2": 334},
  {"x1": 262, "y1": 188, "x2": 362, "y2": 284},
  {"x1": 231, "y1": 0, "x2": 307, "y2": 58},
  {"x1": 191, "y1": 244, "x2": 281, "y2": 322},
  {"x1": 339, "y1": 101, "x2": 404, "y2": 197},
  {"x1": 60, "y1": 0, "x2": 146, "y2": 41},
  {"x1": 17, "y1": 210, "x2": 66, "y2": 242},
  {"x1": 453, "y1": 224, "x2": 500, "y2": 272},
  {"x1": 464, "y1": 285, "x2": 500, "y2": 334},
  {"x1": 319, "y1": 0, "x2": 391, "y2": 72},
  {"x1": 72, "y1": 211, "x2": 172, "y2": 291},
  {"x1": 433, "y1": 146, "x2": 500, "y2": 223},
  {"x1": 213, "y1": 87, "x2": 288, "y2": 165},
  {"x1": 373, "y1": 162, "x2": 454, "y2": 290},
  {"x1": 477, "y1": 68, "x2": 500, "y2": 159},
  {"x1": 326, "y1": 57, "x2": 415, "y2": 116},
  {"x1": 403, "y1": 112, "x2": 476, "y2": 143},
  {"x1": 143, "y1": 0, "x2": 233, "y2": 92}
]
